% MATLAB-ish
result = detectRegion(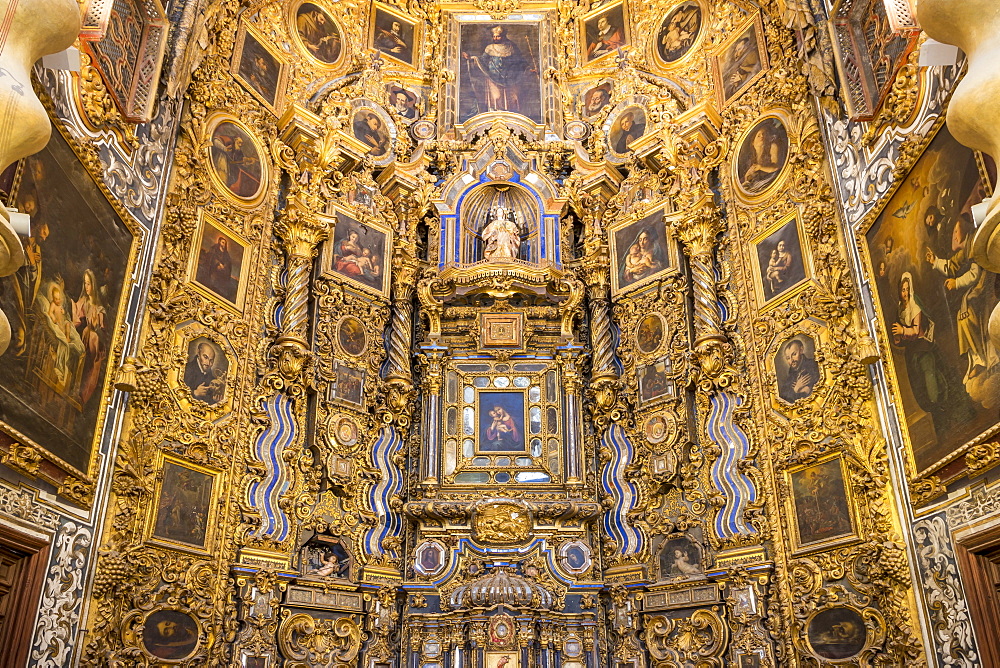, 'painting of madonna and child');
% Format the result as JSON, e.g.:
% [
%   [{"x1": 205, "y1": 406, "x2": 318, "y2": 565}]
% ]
[
  {"x1": 0, "y1": 126, "x2": 134, "y2": 474},
  {"x1": 325, "y1": 212, "x2": 390, "y2": 296},
  {"x1": 478, "y1": 391, "x2": 526, "y2": 453},
  {"x1": 610, "y1": 208, "x2": 674, "y2": 295},
  {"x1": 866, "y1": 126, "x2": 1000, "y2": 474}
]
